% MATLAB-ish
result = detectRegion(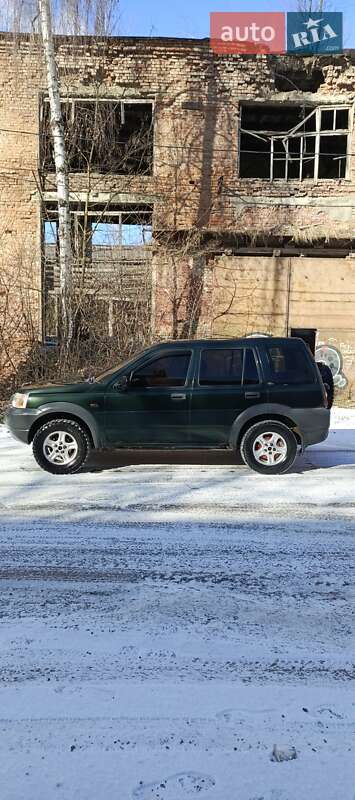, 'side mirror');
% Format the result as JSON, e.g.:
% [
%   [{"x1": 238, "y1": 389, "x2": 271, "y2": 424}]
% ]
[
  {"x1": 130, "y1": 373, "x2": 147, "y2": 388},
  {"x1": 114, "y1": 375, "x2": 128, "y2": 392}
]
